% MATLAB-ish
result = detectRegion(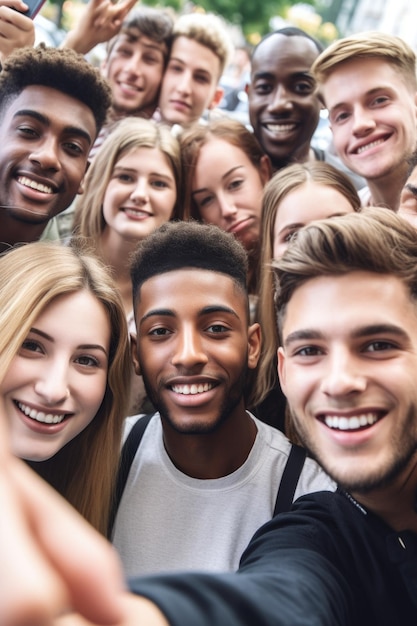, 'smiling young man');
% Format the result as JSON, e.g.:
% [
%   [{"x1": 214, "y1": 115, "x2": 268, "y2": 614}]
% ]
[
  {"x1": 110, "y1": 220, "x2": 334, "y2": 577},
  {"x1": 0, "y1": 45, "x2": 111, "y2": 252},
  {"x1": 312, "y1": 31, "x2": 417, "y2": 210},
  {"x1": 55, "y1": 209, "x2": 417, "y2": 626},
  {"x1": 156, "y1": 12, "x2": 231, "y2": 129}
]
